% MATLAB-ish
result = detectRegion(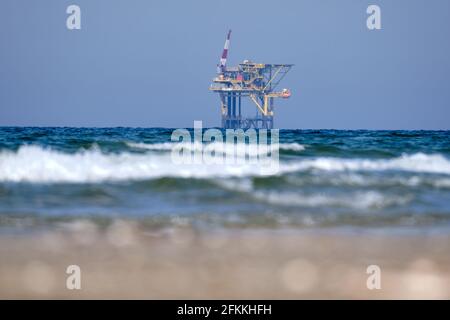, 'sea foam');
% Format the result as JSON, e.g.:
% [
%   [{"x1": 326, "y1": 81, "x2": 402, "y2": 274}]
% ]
[
  {"x1": 280, "y1": 153, "x2": 450, "y2": 175},
  {"x1": 0, "y1": 145, "x2": 449, "y2": 183},
  {"x1": 127, "y1": 141, "x2": 305, "y2": 154},
  {"x1": 0, "y1": 145, "x2": 277, "y2": 183}
]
